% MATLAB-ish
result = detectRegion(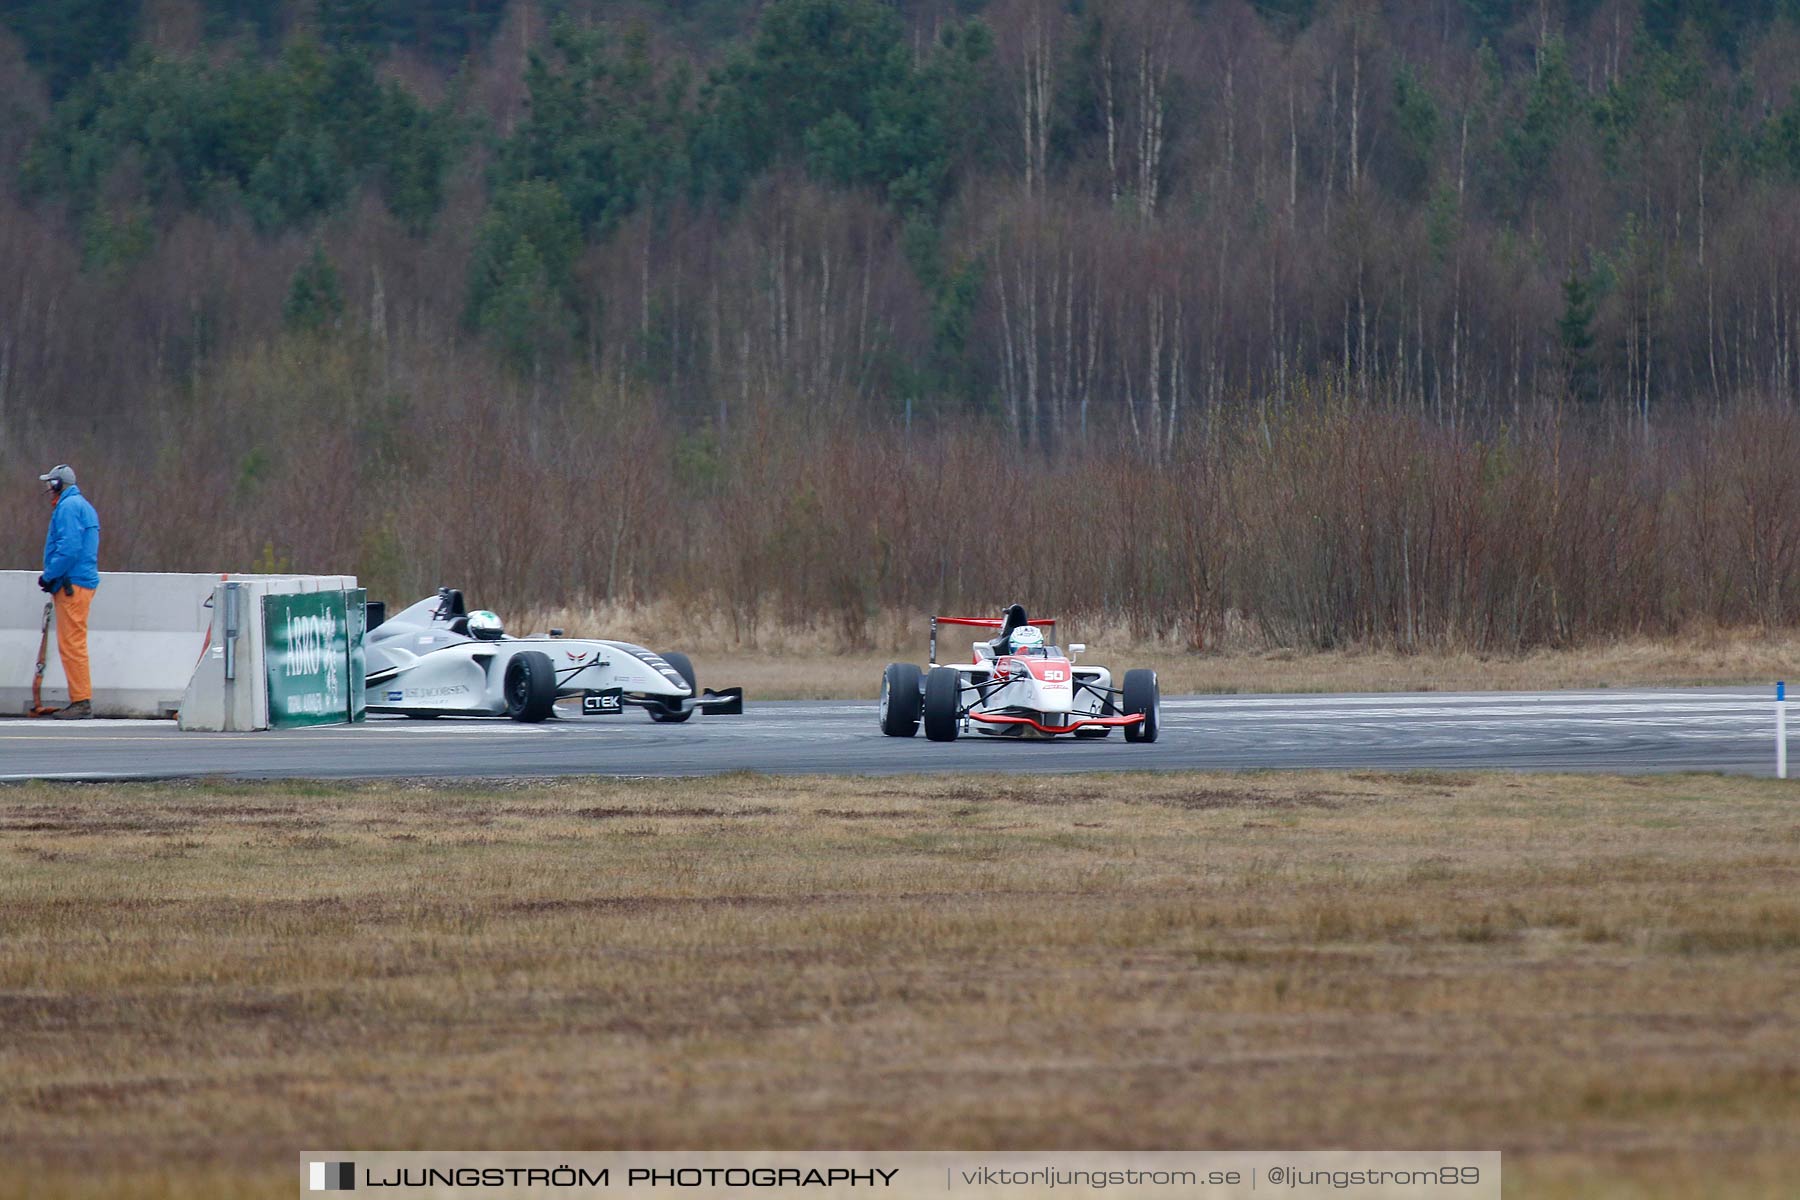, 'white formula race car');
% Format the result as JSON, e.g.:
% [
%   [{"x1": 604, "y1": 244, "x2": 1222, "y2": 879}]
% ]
[
  {"x1": 878, "y1": 605, "x2": 1159, "y2": 742},
  {"x1": 364, "y1": 589, "x2": 743, "y2": 722}
]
